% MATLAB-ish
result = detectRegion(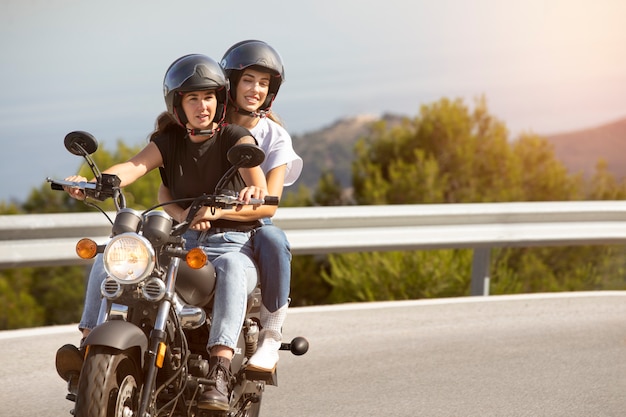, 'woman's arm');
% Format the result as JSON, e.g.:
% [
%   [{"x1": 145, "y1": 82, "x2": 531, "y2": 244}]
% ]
[
  {"x1": 193, "y1": 133, "x2": 288, "y2": 223},
  {"x1": 233, "y1": 163, "x2": 285, "y2": 218},
  {"x1": 65, "y1": 142, "x2": 164, "y2": 200},
  {"x1": 102, "y1": 142, "x2": 163, "y2": 187},
  {"x1": 159, "y1": 164, "x2": 287, "y2": 229},
  {"x1": 158, "y1": 184, "x2": 187, "y2": 223}
]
